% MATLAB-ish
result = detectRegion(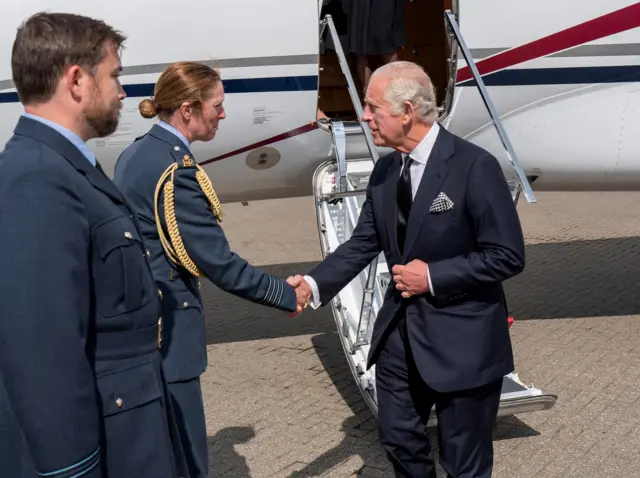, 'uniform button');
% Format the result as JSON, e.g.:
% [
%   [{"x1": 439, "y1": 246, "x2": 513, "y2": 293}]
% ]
[
  {"x1": 145, "y1": 249, "x2": 150, "y2": 258},
  {"x1": 158, "y1": 289, "x2": 163, "y2": 299},
  {"x1": 174, "y1": 146, "x2": 180, "y2": 151},
  {"x1": 183, "y1": 301, "x2": 189, "y2": 308},
  {"x1": 116, "y1": 398, "x2": 123, "y2": 408},
  {"x1": 124, "y1": 231, "x2": 133, "y2": 240}
]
